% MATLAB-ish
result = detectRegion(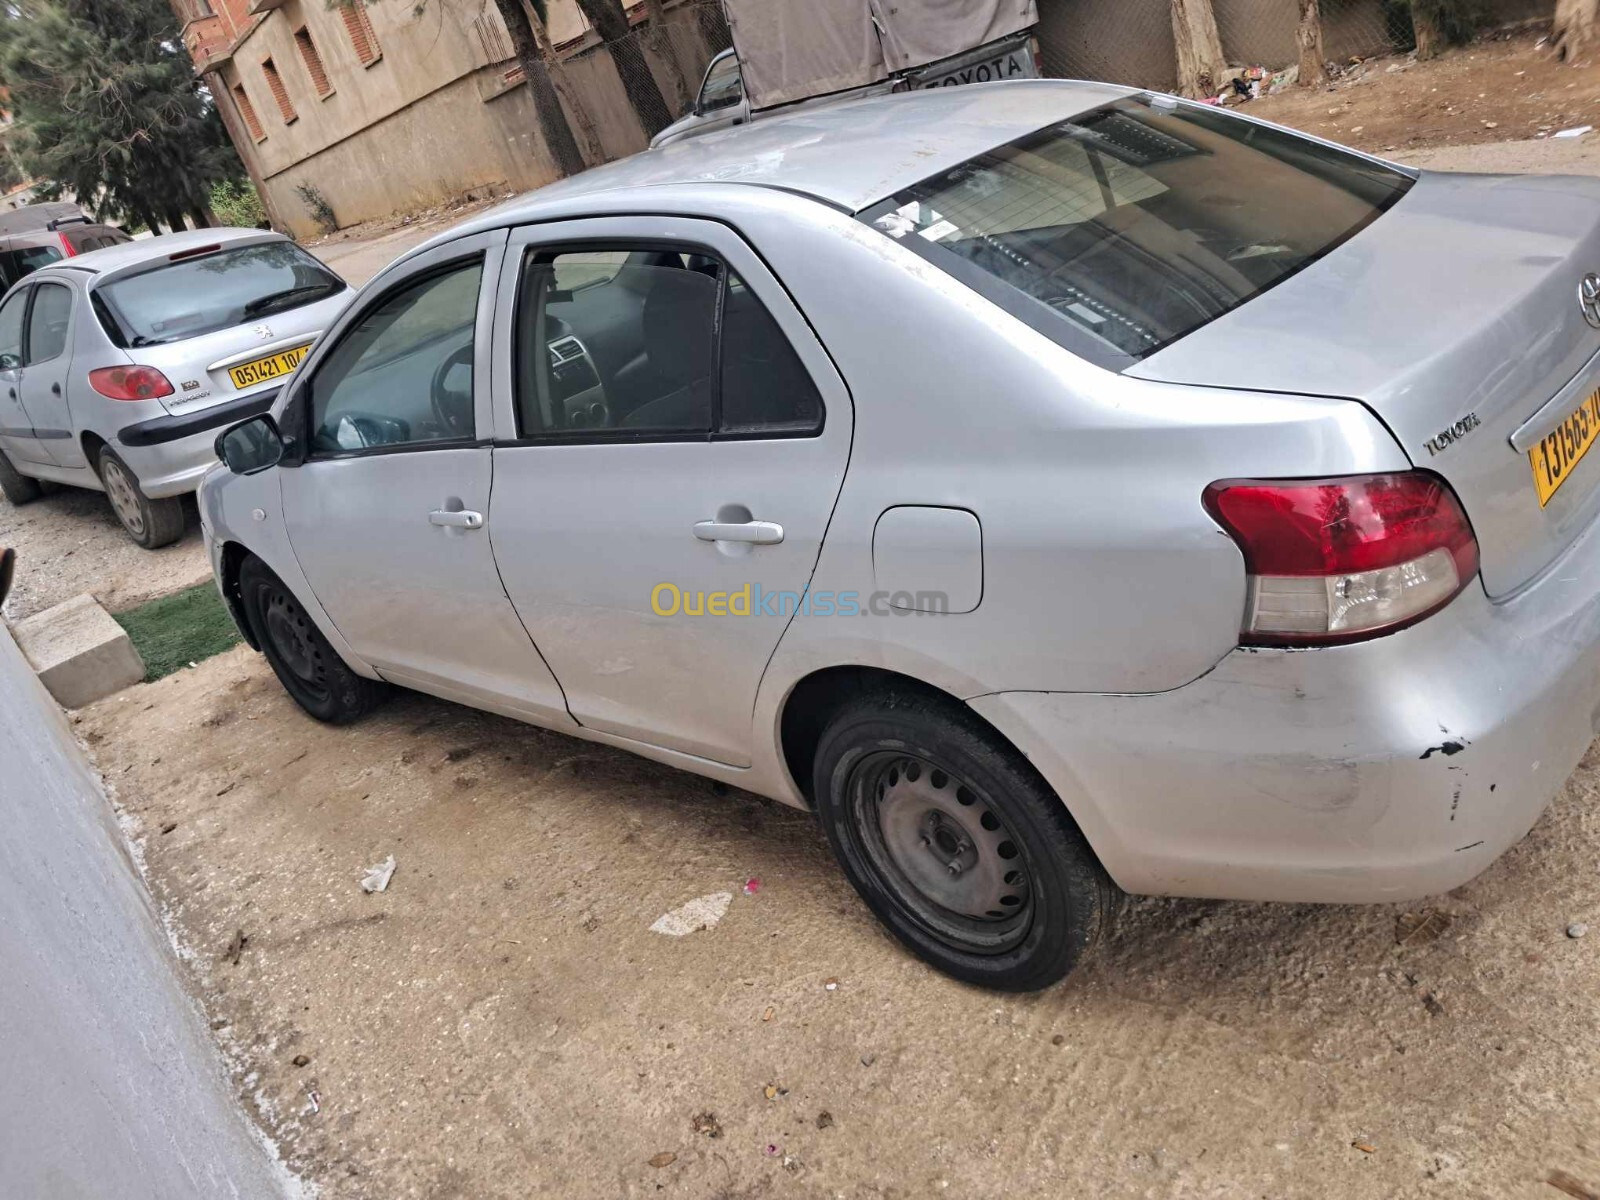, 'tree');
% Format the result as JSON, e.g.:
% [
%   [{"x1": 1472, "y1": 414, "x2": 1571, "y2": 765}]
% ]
[
  {"x1": 1170, "y1": 0, "x2": 1228, "y2": 99},
  {"x1": 1297, "y1": 0, "x2": 1327, "y2": 87},
  {"x1": 574, "y1": 0, "x2": 672, "y2": 138},
  {"x1": 0, "y1": 0, "x2": 238, "y2": 230},
  {"x1": 1412, "y1": 1, "x2": 1445, "y2": 59},
  {"x1": 491, "y1": 0, "x2": 586, "y2": 178},
  {"x1": 1553, "y1": 0, "x2": 1599, "y2": 62}
]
